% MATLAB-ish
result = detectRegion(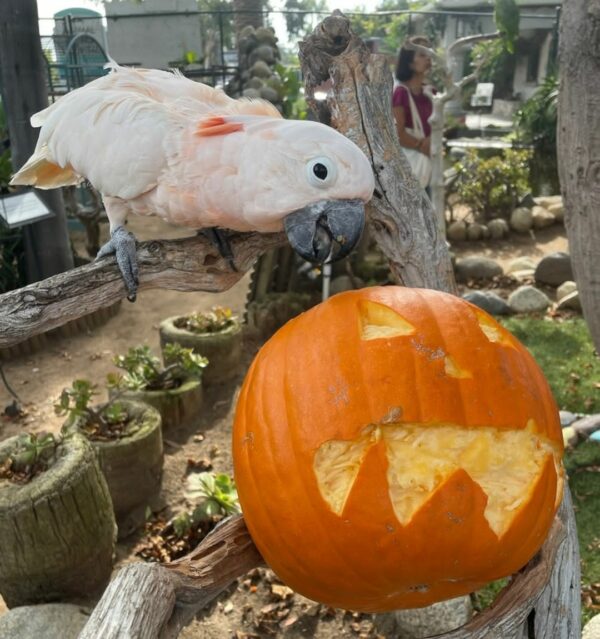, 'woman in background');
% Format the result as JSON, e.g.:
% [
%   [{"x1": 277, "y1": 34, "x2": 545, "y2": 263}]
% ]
[{"x1": 392, "y1": 36, "x2": 434, "y2": 188}]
